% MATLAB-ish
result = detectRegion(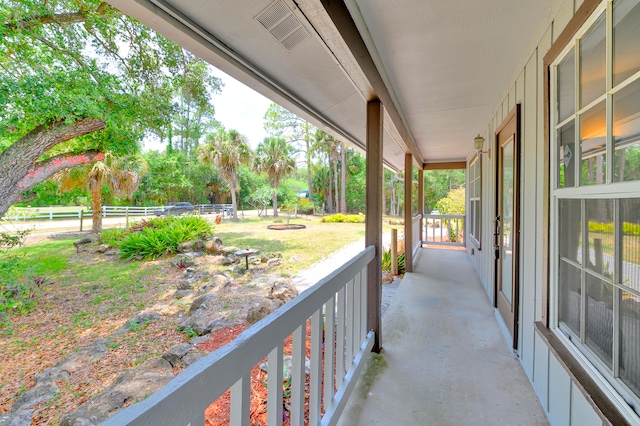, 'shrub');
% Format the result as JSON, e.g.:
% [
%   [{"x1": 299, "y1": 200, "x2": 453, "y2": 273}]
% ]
[
  {"x1": 322, "y1": 213, "x2": 365, "y2": 223},
  {"x1": 100, "y1": 228, "x2": 129, "y2": 248},
  {"x1": 119, "y1": 216, "x2": 213, "y2": 260},
  {"x1": 381, "y1": 249, "x2": 405, "y2": 275},
  {"x1": 298, "y1": 200, "x2": 314, "y2": 215}
]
